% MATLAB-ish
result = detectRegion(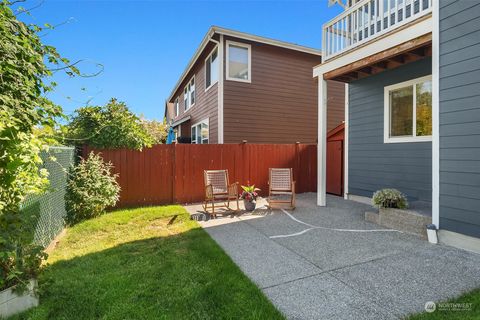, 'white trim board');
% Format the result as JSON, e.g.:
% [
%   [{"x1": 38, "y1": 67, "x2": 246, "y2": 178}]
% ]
[
  {"x1": 344, "y1": 83, "x2": 349, "y2": 200},
  {"x1": 218, "y1": 34, "x2": 224, "y2": 144},
  {"x1": 431, "y1": 0, "x2": 440, "y2": 228}
]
